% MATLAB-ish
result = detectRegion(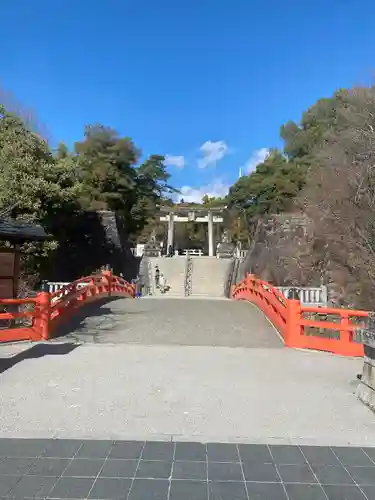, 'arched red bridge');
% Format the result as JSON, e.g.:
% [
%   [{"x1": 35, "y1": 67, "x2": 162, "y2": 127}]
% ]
[
  {"x1": 1, "y1": 268, "x2": 375, "y2": 499},
  {"x1": 0, "y1": 270, "x2": 135, "y2": 343},
  {"x1": 0, "y1": 270, "x2": 368, "y2": 358},
  {"x1": 231, "y1": 274, "x2": 368, "y2": 357}
]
